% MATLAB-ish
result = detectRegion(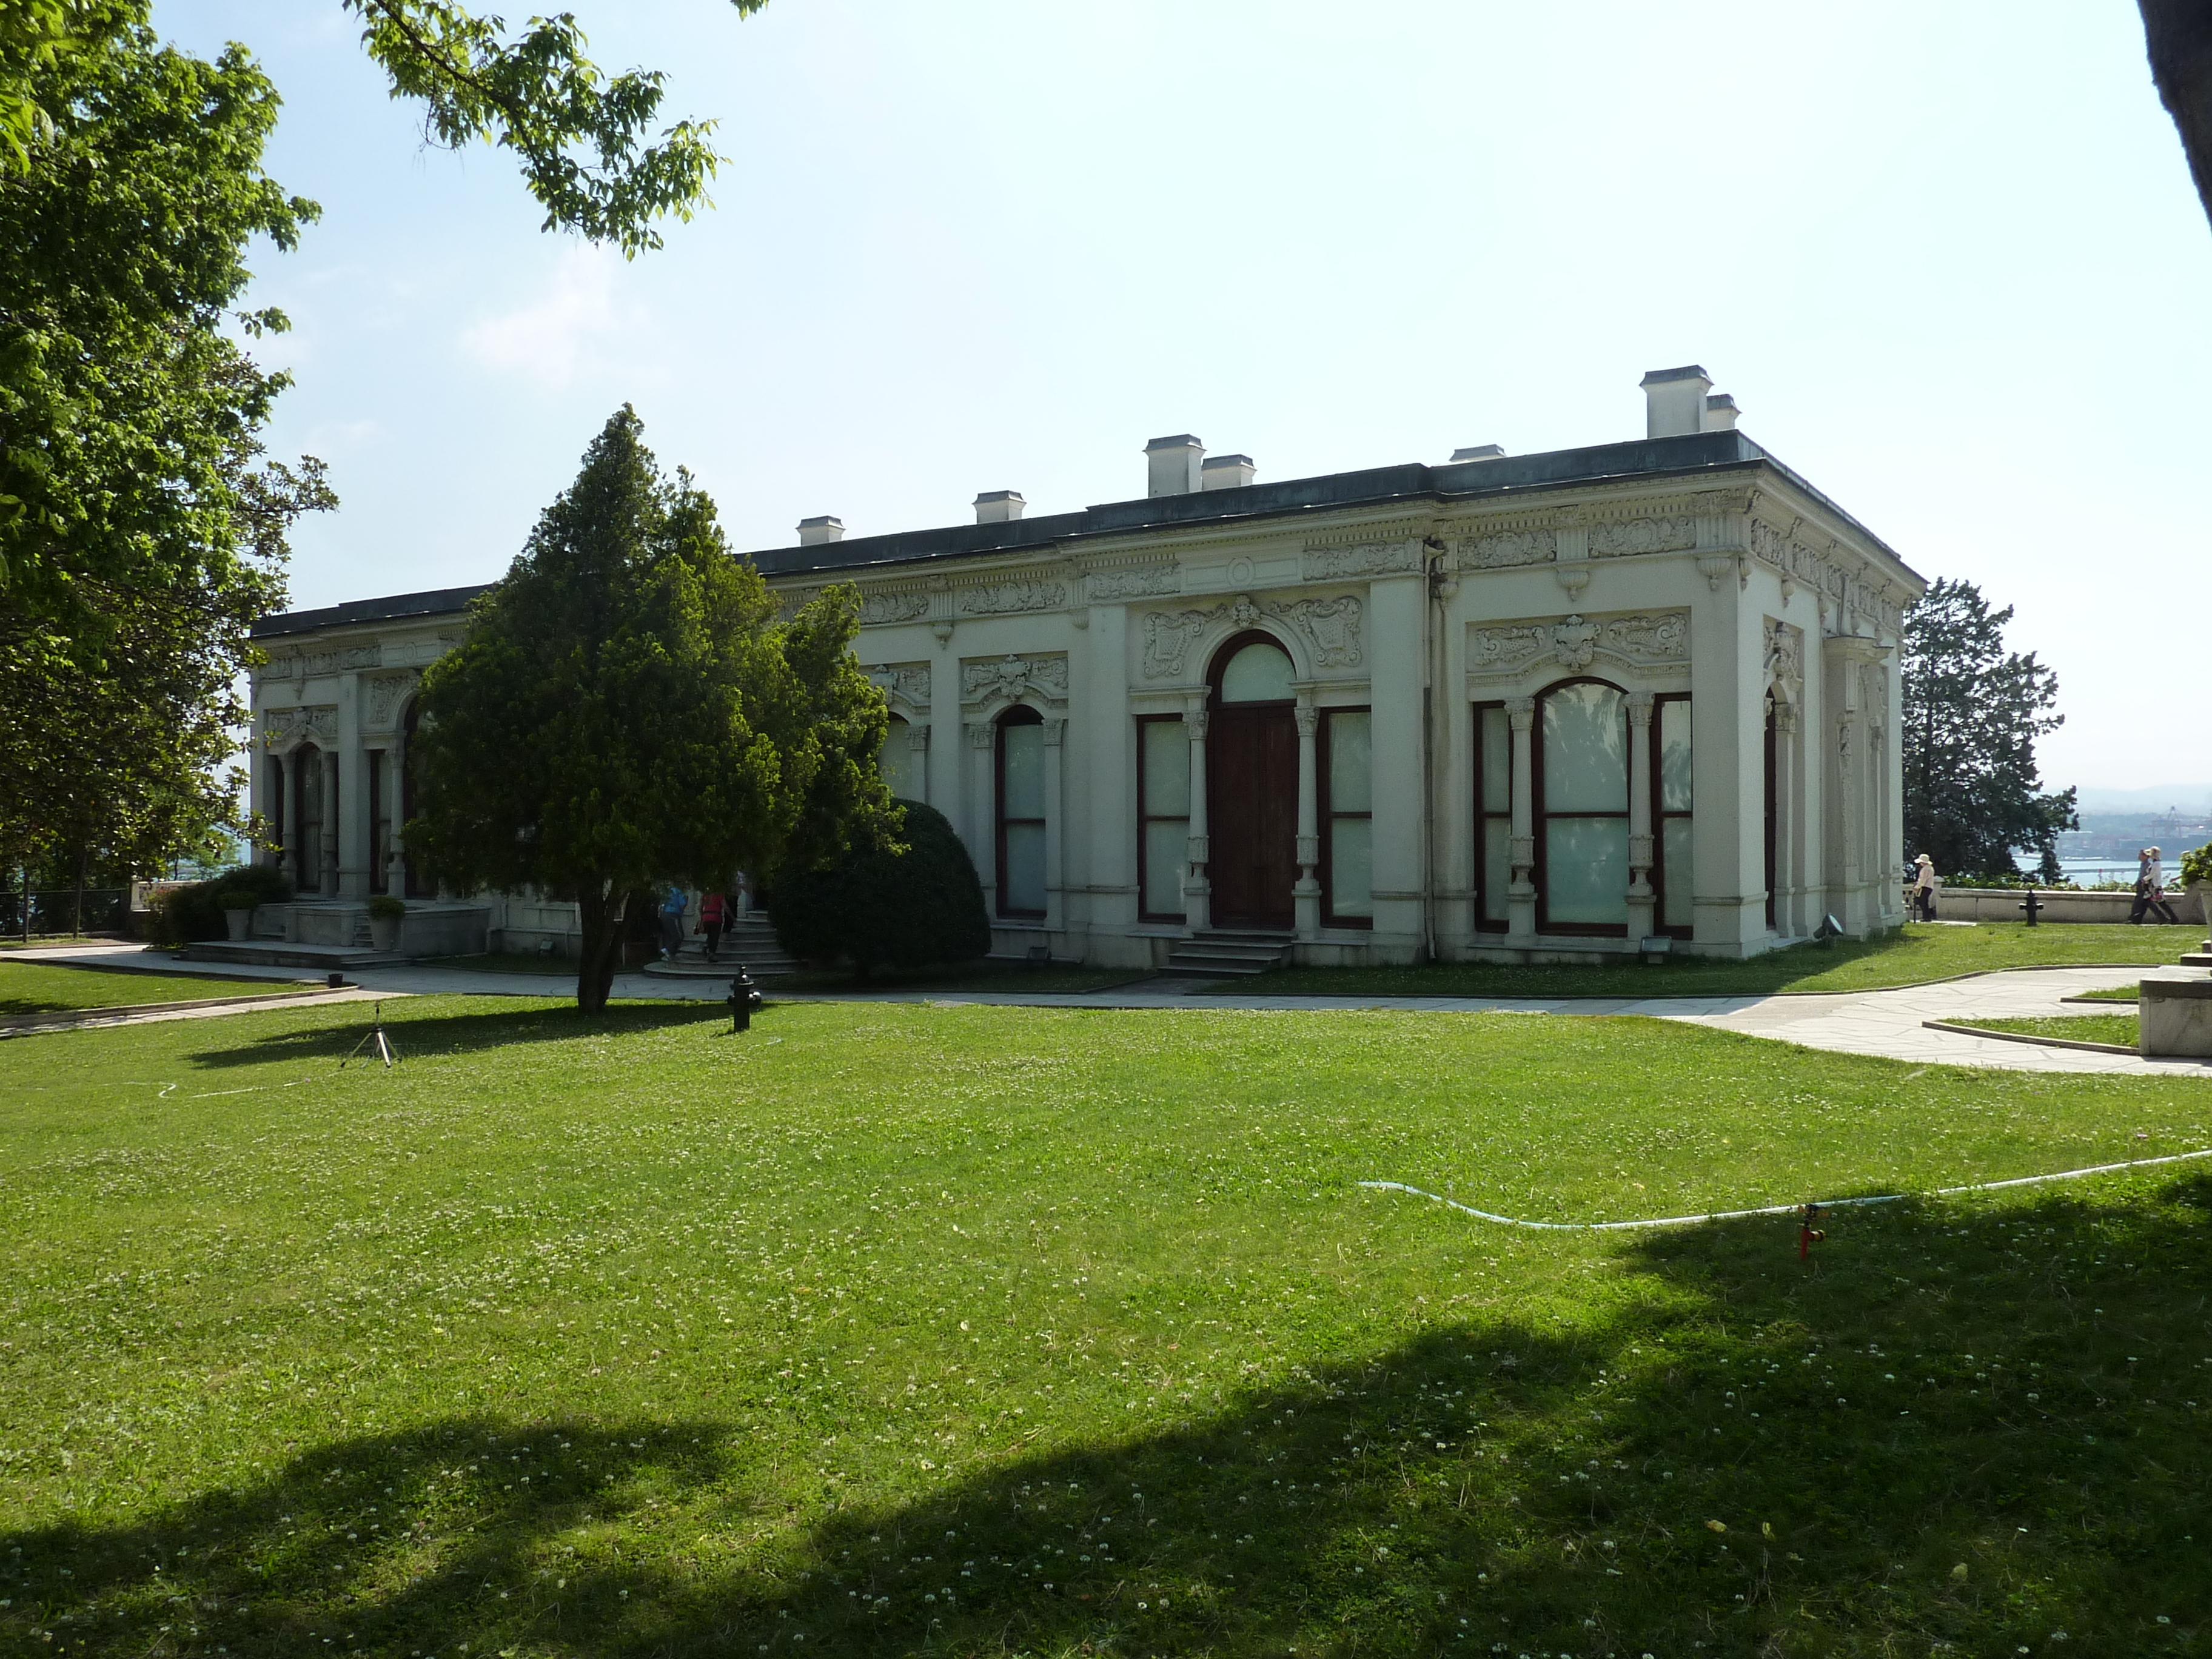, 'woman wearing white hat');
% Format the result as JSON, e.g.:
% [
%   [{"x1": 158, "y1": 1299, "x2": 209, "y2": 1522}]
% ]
[{"x1": 1912, "y1": 853, "x2": 1938, "y2": 922}]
